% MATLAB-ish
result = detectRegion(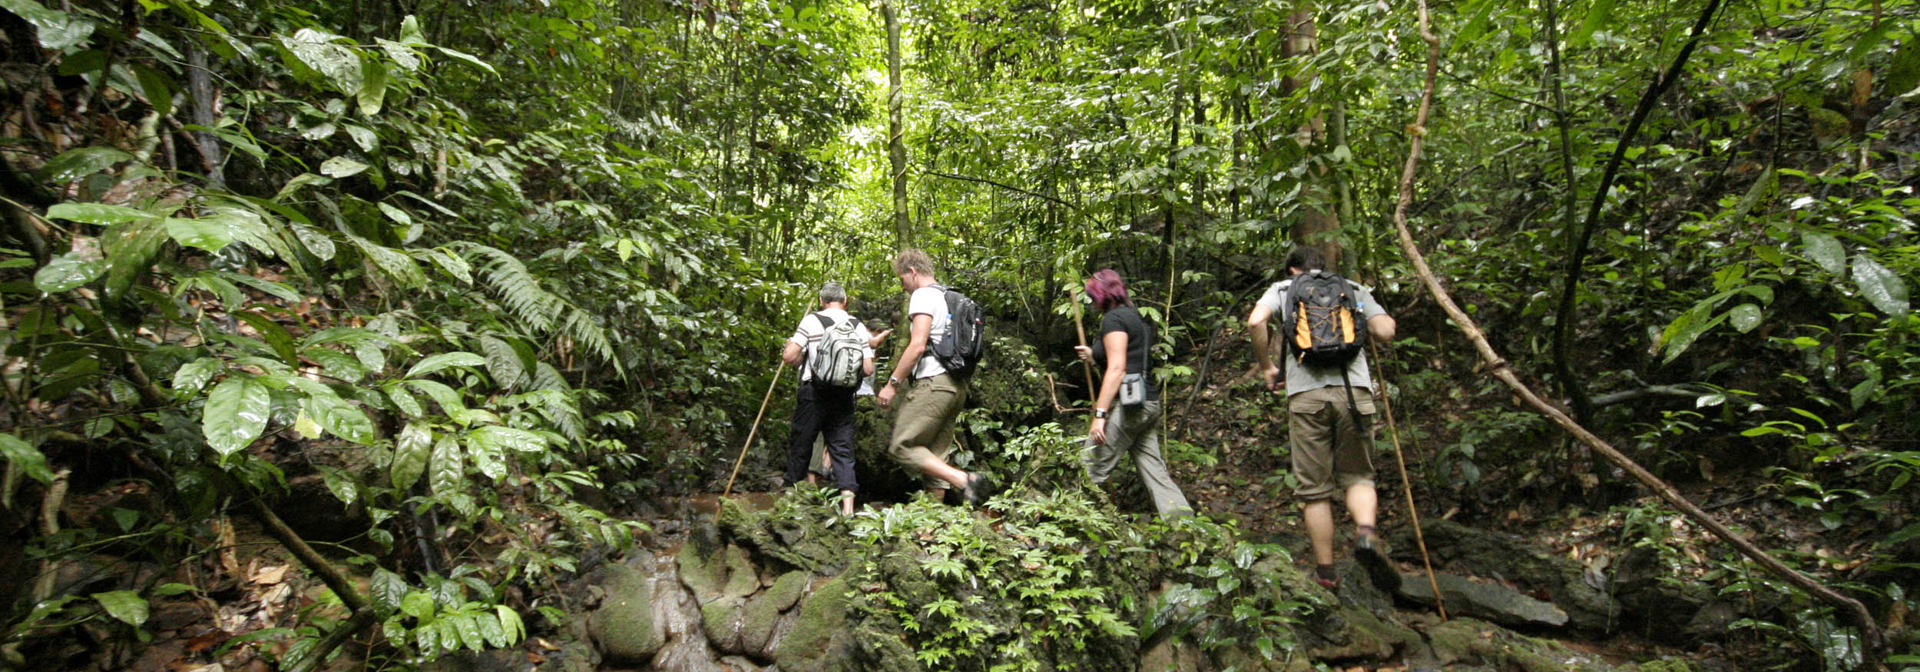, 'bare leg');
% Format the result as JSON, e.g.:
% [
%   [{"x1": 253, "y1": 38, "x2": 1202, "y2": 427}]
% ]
[
  {"x1": 1303, "y1": 498, "x2": 1336, "y2": 566},
  {"x1": 1347, "y1": 483, "x2": 1378, "y2": 532}
]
